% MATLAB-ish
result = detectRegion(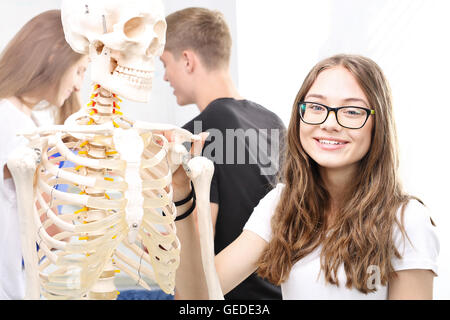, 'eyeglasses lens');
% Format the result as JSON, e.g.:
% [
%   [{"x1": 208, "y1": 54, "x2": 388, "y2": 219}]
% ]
[{"x1": 300, "y1": 103, "x2": 368, "y2": 129}]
